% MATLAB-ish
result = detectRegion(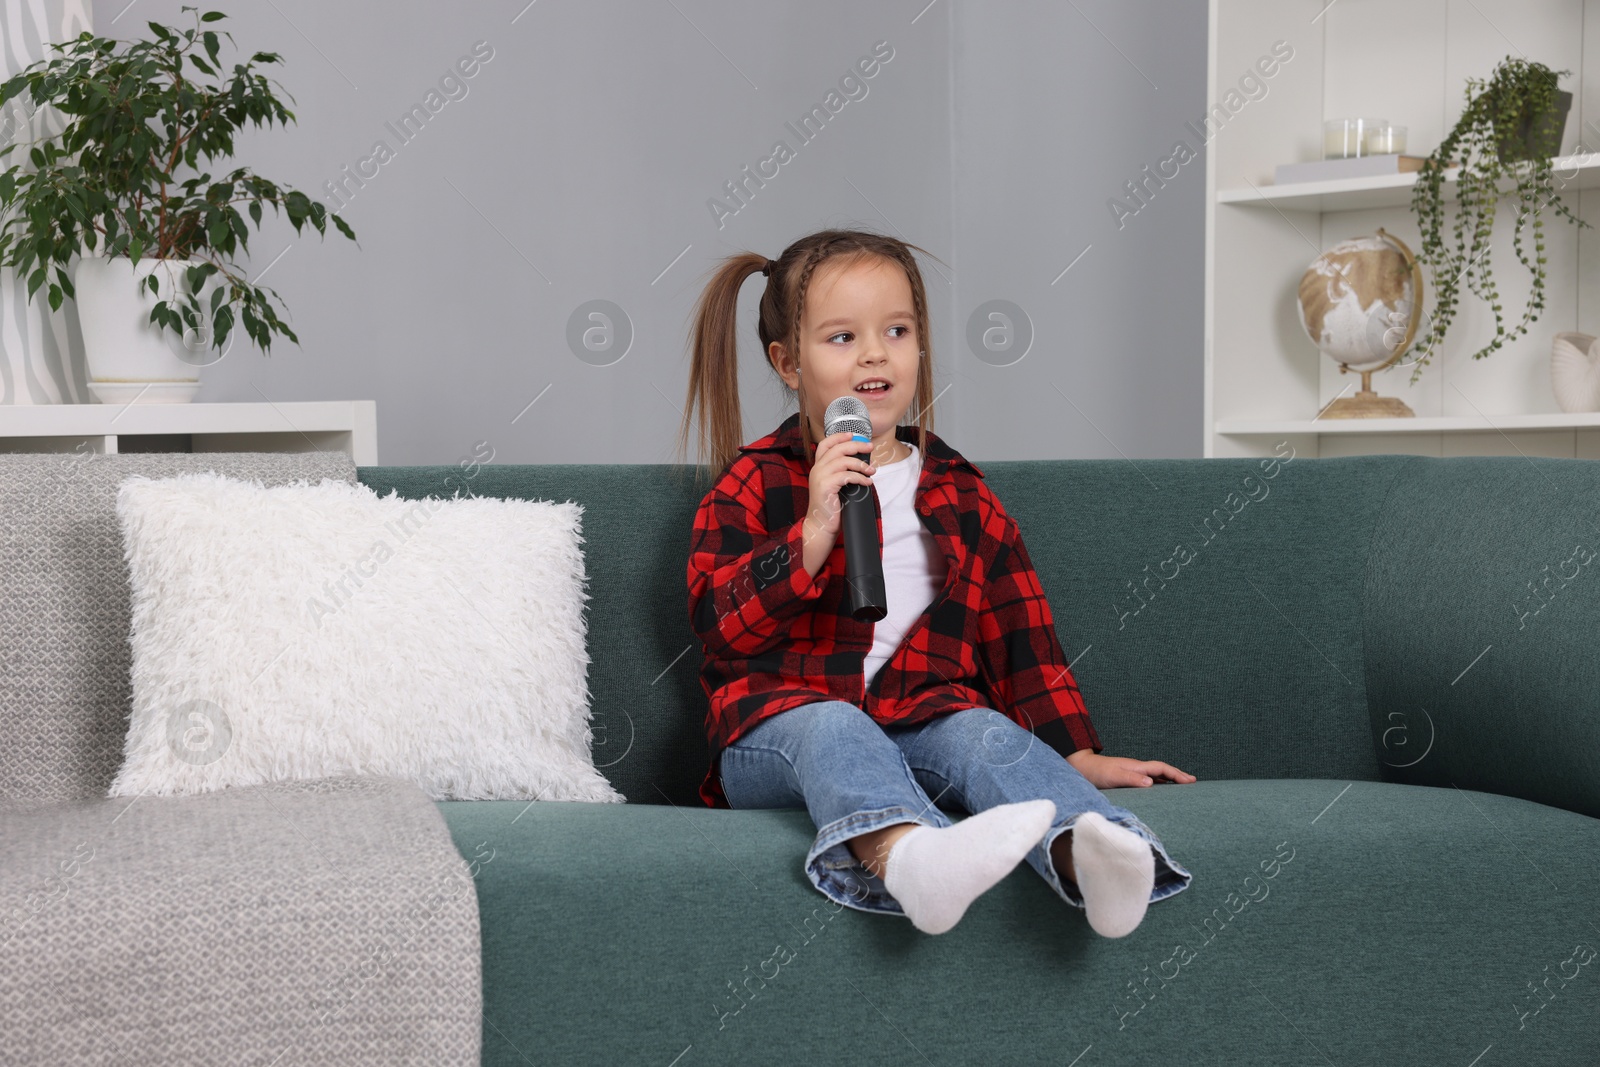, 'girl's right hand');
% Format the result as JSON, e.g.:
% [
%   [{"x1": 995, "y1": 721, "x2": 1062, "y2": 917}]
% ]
[{"x1": 805, "y1": 430, "x2": 876, "y2": 545}]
